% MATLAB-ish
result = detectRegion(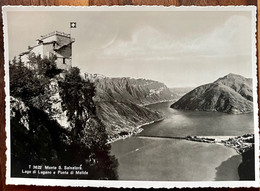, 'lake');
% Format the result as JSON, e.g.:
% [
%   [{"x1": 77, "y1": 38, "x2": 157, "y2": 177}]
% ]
[{"x1": 111, "y1": 102, "x2": 254, "y2": 181}]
